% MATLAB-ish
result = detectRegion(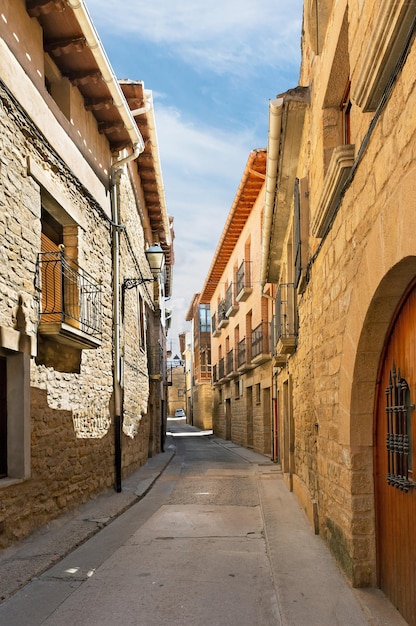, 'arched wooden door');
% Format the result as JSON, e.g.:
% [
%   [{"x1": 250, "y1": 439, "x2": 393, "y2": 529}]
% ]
[{"x1": 375, "y1": 282, "x2": 416, "y2": 625}]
